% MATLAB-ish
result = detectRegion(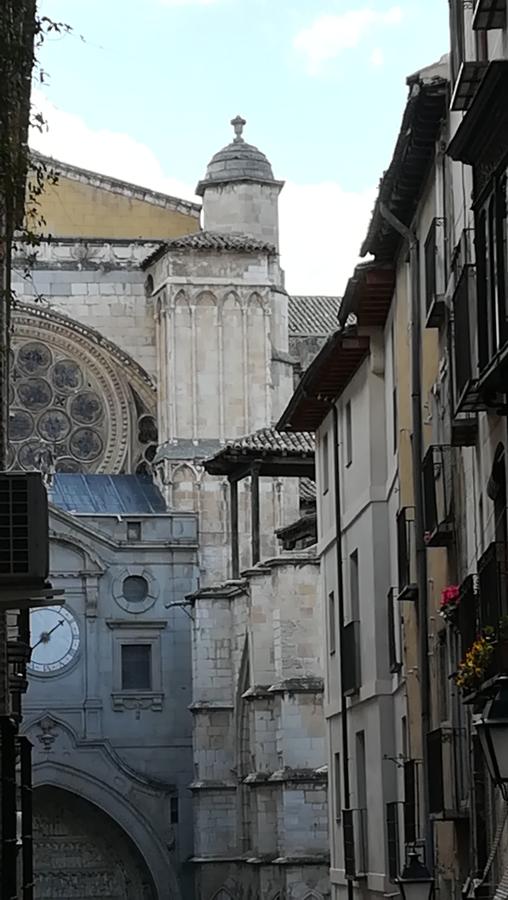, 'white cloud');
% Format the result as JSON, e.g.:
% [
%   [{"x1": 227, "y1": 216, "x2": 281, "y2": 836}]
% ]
[
  {"x1": 279, "y1": 180, "x2": 375, "y2": 295},
  {"x1": 370, "y1": 47, "x2": 384, "y2": 67},
  {"x1": 30, "y1": 90, "x2": 197, "y2": 203},
  {"x1": 294, "y1": 6, "x2": 403, "y2": 75},
  {"x1": 29, "y1": 91, "x2": 374, "y2": 295}
]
